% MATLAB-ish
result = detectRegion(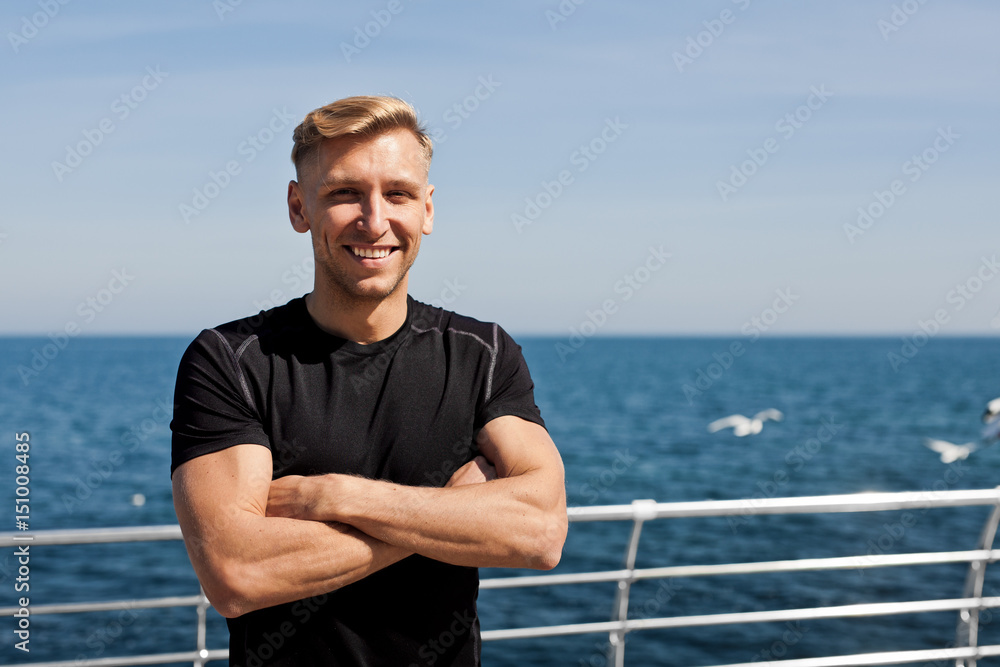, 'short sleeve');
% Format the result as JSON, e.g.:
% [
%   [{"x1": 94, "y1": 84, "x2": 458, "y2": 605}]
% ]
[
  {"x1": 475, "y1": 325, "x2": 546, "y2": 432},
  {"x1": 170, "y1": 329, "x2": 270, "y2": 475}
]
